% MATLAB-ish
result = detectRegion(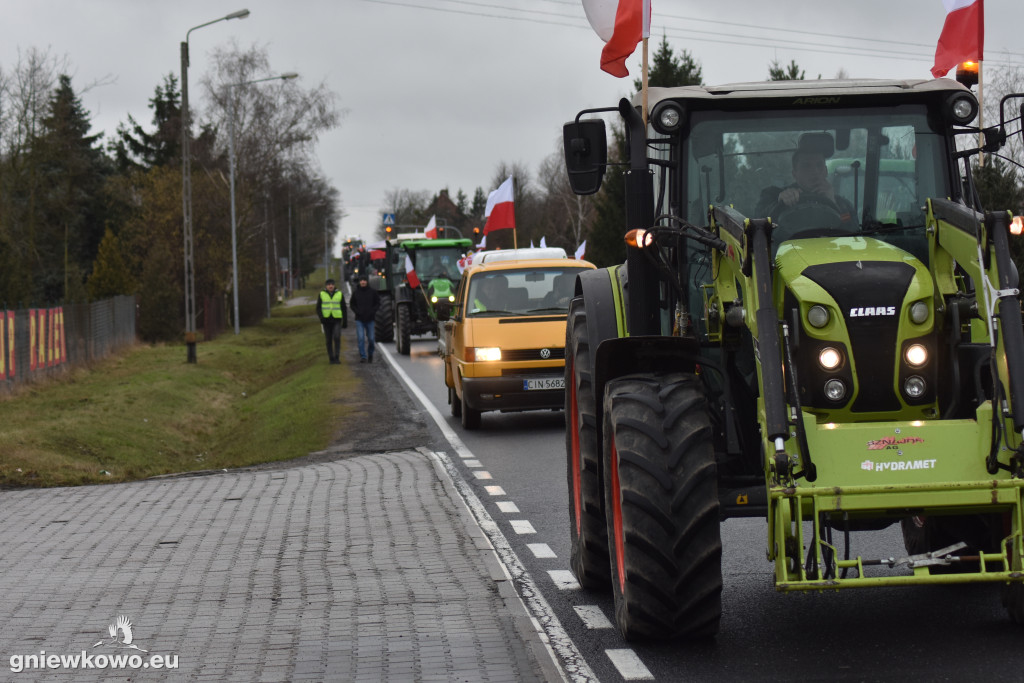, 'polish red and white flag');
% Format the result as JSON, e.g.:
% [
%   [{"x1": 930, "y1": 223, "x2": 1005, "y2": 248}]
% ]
[
  {"x1": 931, "y1": 0, "x2": 984, "y2": 78},
  {"x1": 574, "y1": 240, "x2": 587, "y2": 260},
  {"x1": 483, "y1": 176, "x2": 515, "y2": 235},
  {"x1": 405, "y1": 254, "x2": 420, "y2": 288},
  {"x1": 425, "y1": 215, "x2": 438, "y2": 239},
  {"x1": 582, "y1": 0, "x2": 651, "y2": 78}
]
